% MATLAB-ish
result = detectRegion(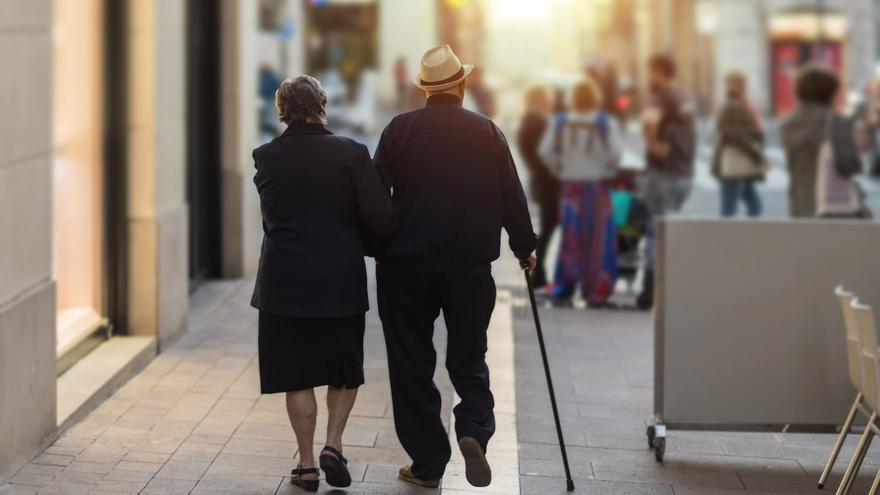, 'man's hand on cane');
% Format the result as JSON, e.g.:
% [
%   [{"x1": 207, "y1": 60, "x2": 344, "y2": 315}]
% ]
[{"x1": 519, "y1": 255, "x2": 537, "y2": 273}]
